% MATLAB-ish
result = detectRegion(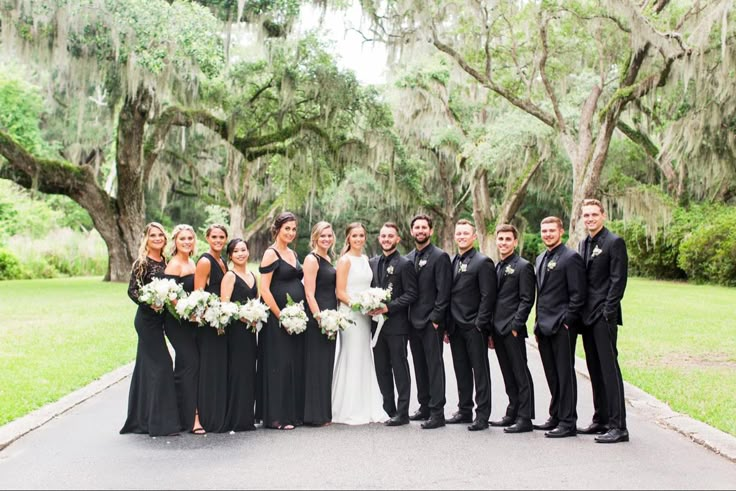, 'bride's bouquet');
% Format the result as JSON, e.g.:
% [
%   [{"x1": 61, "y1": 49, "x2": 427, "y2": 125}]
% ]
[
  {"x1": 203, "y1": 298, "x2": 240, "y2": 335},
  {"x1": 138, "y1": 278, "x2": 185, "y2": 316},
  {"x1": 238, "y1": 298, "x2": 270, "y2": 333},
  {"x1": 318, "y1": 309, "x2": 355, "y2": 341},
  {"x1": 350, "y1": 286, "x2": 393, "y2": 315},
  {"x1": 279, "y1": 293, "x2": 308, "y2": 335},
  {"x1": 175, "y1": 289, "x2": 215, "y2": 325}
]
